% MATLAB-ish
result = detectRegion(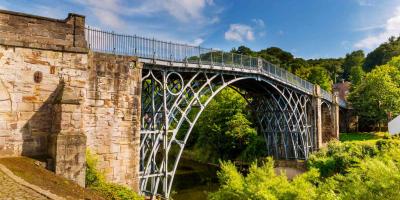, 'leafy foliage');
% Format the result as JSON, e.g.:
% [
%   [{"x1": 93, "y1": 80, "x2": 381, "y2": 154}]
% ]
[
  {"x1": 189, "y1": 87, "x2": 264, "y2": 163},
  {"x1": 348, "y1": 56, "x2": 400, "y2": 130},
  {"x1": 349, "y1": 65, "x2": 364, "y2": 87},
  {"x1": 363, "y1": 36, "x2": 400, "y2": 72},
  {"x1": 342, "y1": 50, "x2": 365, "y2": 81},
  {"x1": 211, "y1": 139, "x2": 400, "y2": 200}
]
